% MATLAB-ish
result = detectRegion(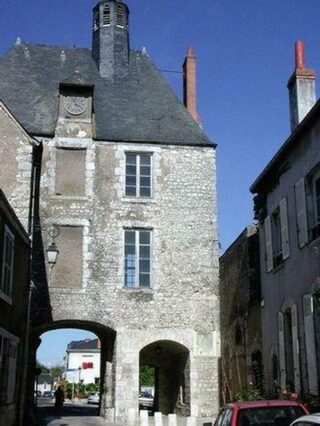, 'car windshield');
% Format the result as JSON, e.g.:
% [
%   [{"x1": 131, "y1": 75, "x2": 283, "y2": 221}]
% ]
[{"x1": 239, "y1": 406, "x2": 306, "y2": 426}]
